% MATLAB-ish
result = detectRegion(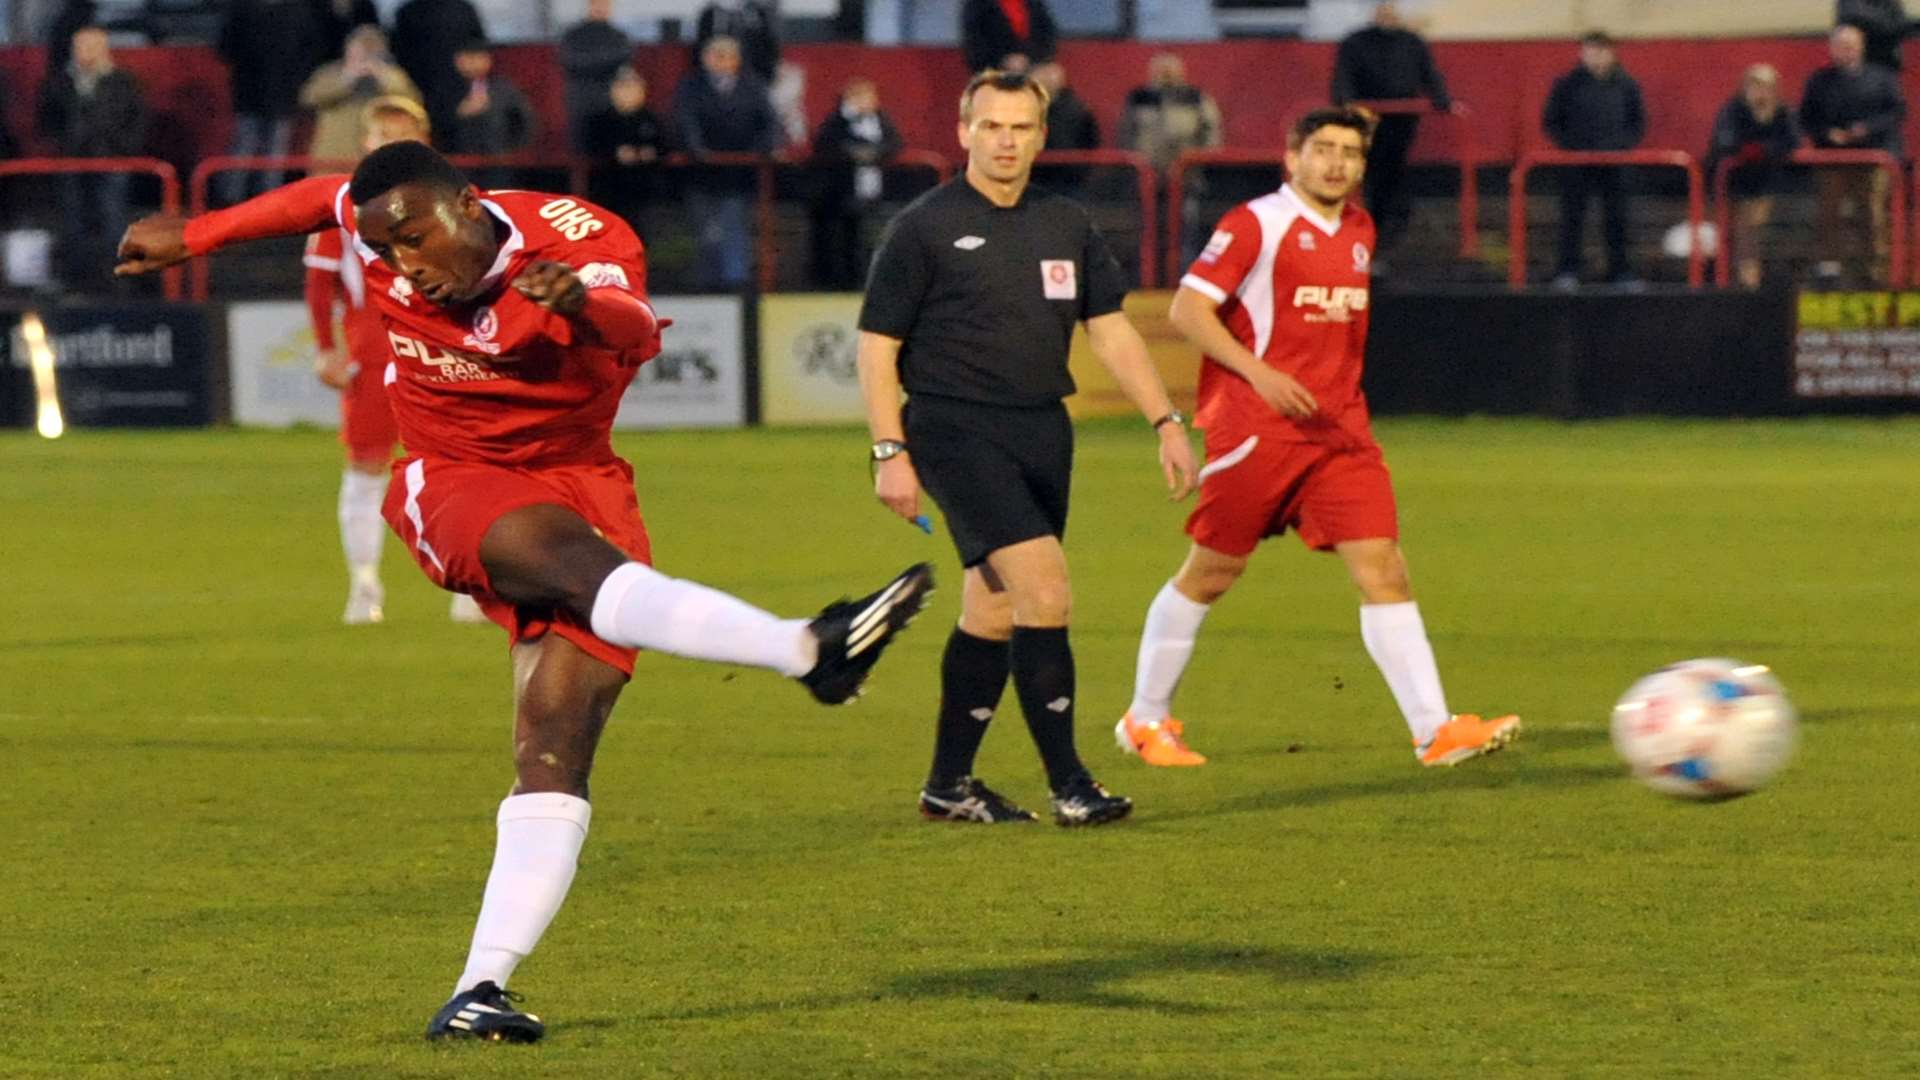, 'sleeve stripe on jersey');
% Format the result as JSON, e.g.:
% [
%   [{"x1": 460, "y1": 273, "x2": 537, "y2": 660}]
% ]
[
  {"x1": 1180, "y1": 274, "x2": 1230, "y2": 304},
  {"x1": 303, "y1": 255, "x2": 341, "y2": 271}
]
